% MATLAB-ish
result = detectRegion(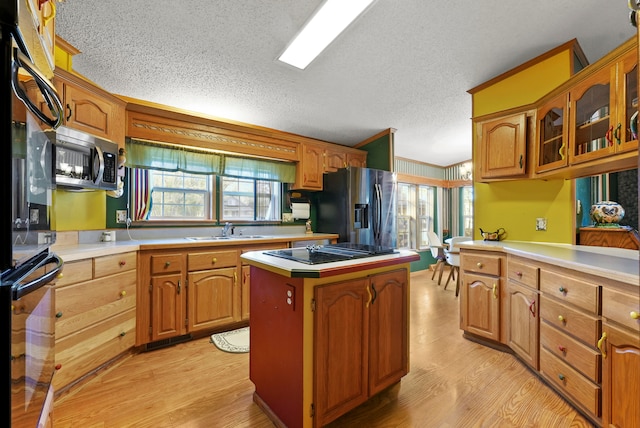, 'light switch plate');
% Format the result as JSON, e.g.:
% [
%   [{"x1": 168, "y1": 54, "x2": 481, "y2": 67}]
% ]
[{"x1": 536, "y1": 217, "x2": 547, "y2": 231}]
